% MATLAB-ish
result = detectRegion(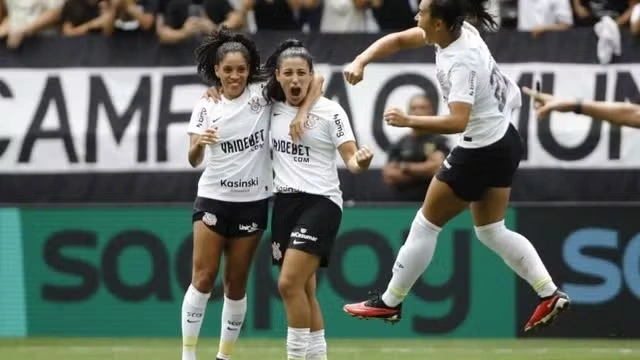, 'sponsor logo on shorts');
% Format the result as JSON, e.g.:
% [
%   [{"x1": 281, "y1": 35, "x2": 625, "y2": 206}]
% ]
[
  {"x1": 239, "y1": 222, "x2": 260, "y2": 233},
  {"x1": 202, "y1": 212, "x2": 217, "y2": 226},
  {"x1": 290, "y1": 227, "x2": 318, "y2": 242},
  {"x1": 272, "y1": 242, "x2": 283, "y2": 261}
]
